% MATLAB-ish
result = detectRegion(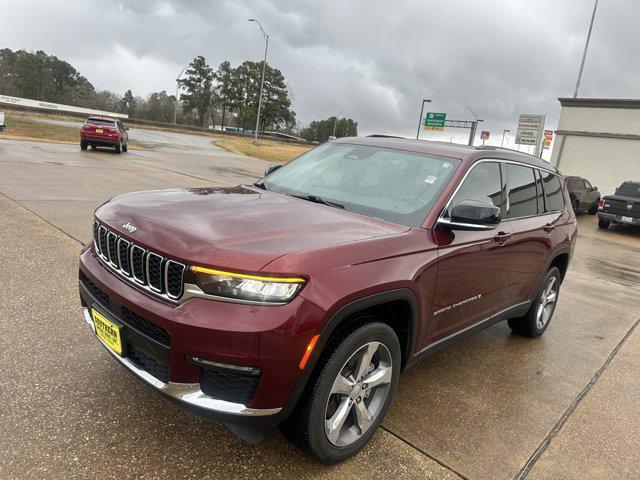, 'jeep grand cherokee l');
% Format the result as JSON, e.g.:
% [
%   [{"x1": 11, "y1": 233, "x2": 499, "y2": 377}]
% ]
[
  {"x1": 80, "y1": 116, "x2": 129, "y2": 153},
  {"x1": 78, "y1": 137, "x2": 576, "y2": 463}
]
